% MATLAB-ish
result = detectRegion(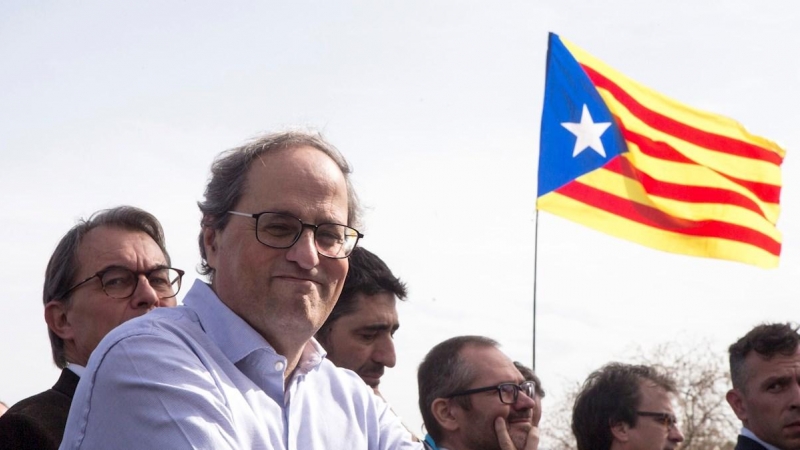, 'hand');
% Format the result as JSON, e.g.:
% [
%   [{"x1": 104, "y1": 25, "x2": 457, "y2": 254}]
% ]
[{"x1": 494, "y1": 417, "x2": 539, "y2": 450}]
